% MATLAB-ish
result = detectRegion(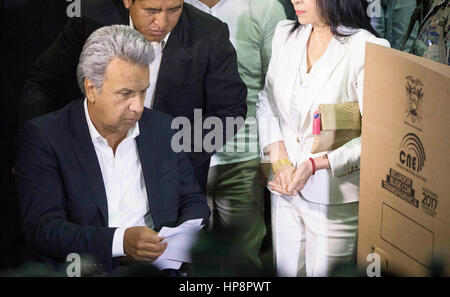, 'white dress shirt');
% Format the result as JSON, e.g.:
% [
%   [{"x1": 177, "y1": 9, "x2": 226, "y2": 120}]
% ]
[
  {"x1": 289, "y1": 45, "x2": 330, "y2": 132},
  {"x1": 130, "y1": 16, "x2": 170, "y2": 108},
  {"x1": 84, "y1": 99, "x2": 150, "y2": 257}
]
